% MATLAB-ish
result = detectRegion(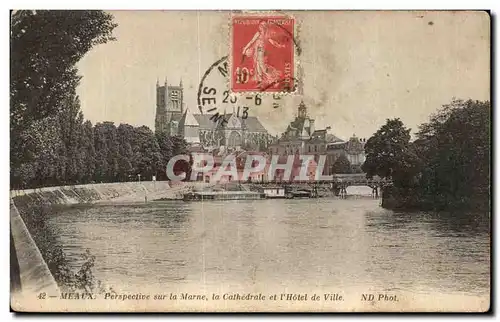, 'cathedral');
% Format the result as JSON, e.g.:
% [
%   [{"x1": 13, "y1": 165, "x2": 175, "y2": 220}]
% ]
[{"x1": 154, "y1": 78, "x2": 272, "y2": 150}]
